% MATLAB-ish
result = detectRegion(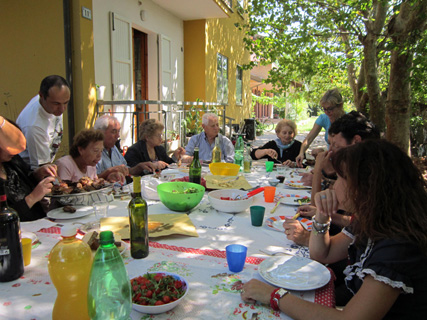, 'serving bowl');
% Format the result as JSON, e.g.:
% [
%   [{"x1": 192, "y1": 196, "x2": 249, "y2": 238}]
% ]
[
  {"x1": 209, "y1": 163, "x2": 240, "y2": 176},
  {"x1": 157, "y1": 182, "x2": 205, "y2": 212},
  {"x1": 48, "y1": 187, "x2": 114, "y2": 206},
  {"x1": 131, "y1": 272, "x2": 189, "y2": 314},
  {"x1": 208, "y1": 189, "x2": 253, "y2": 213},
  {"x1": 268, "y1": 178, "x2": 280, "y2": 187}
]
